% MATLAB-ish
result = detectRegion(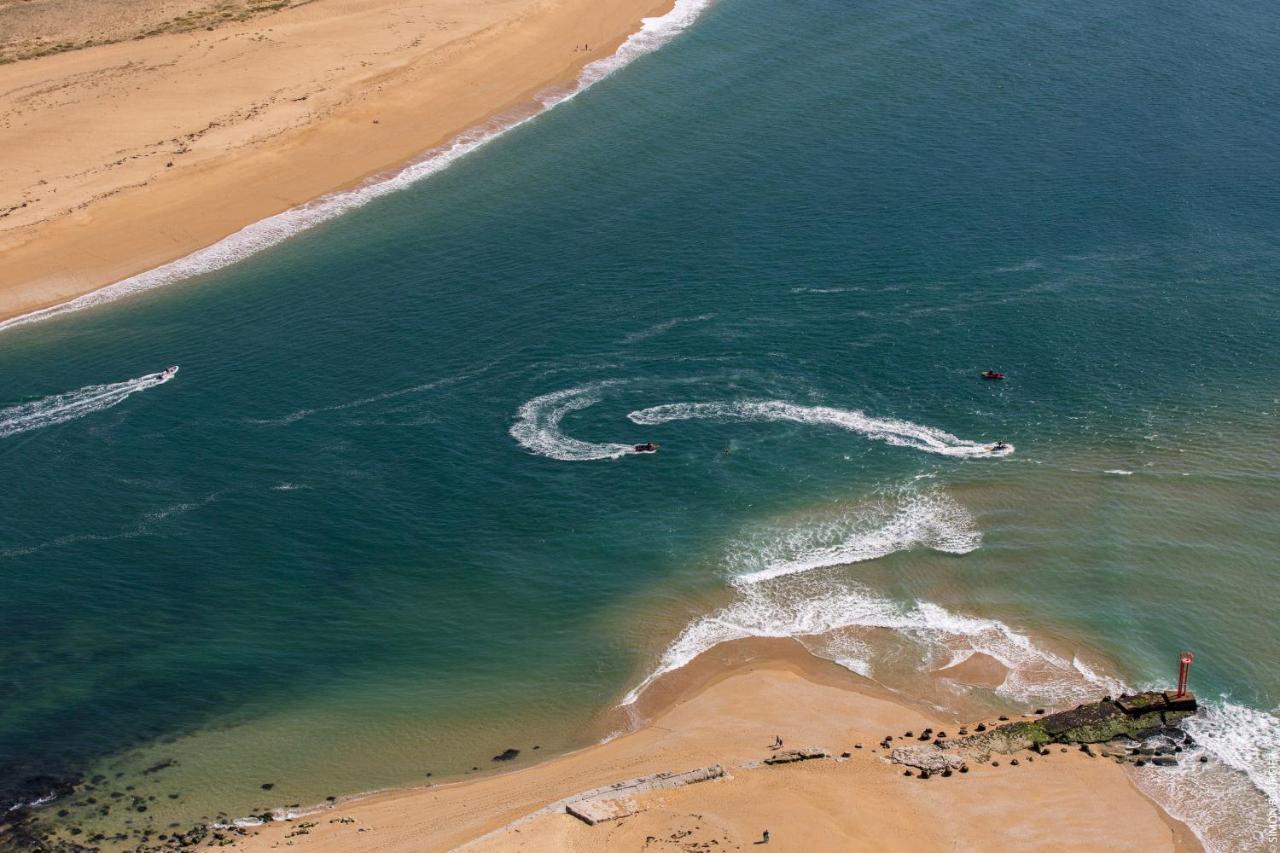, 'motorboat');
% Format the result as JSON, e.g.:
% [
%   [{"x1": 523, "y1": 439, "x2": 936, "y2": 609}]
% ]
[
  {"x1": 981, "y1": 370, "x2": 1005, "y2": 380},
  {"x1": 633, "y1": 442, "x2": 658, "y2": 454},
  {"x1": 161, "y1": 365, "x2": 179, "y2": 380}
]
